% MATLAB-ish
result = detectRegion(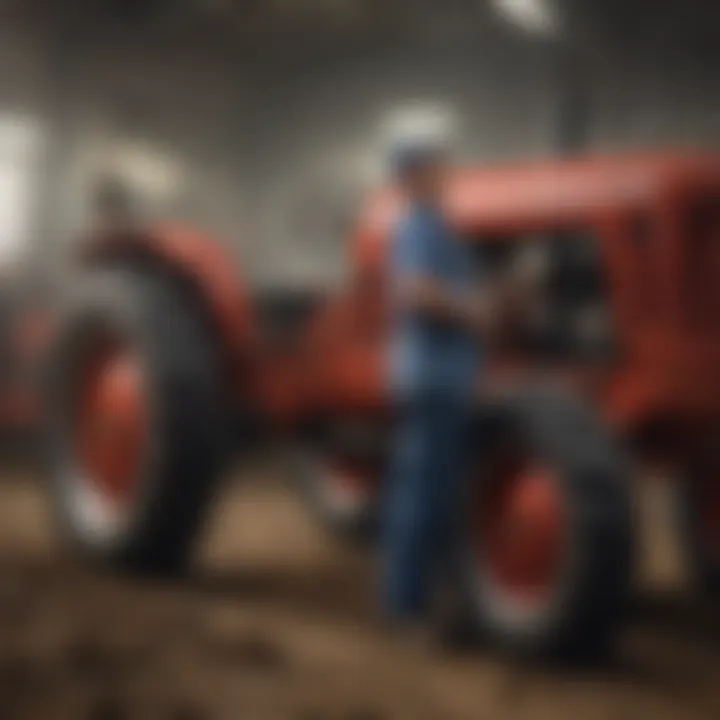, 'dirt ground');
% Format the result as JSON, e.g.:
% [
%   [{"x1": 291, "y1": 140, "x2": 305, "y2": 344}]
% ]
[{"x1": 1, "y1": 459, "x2": 720, "y2": 720}]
